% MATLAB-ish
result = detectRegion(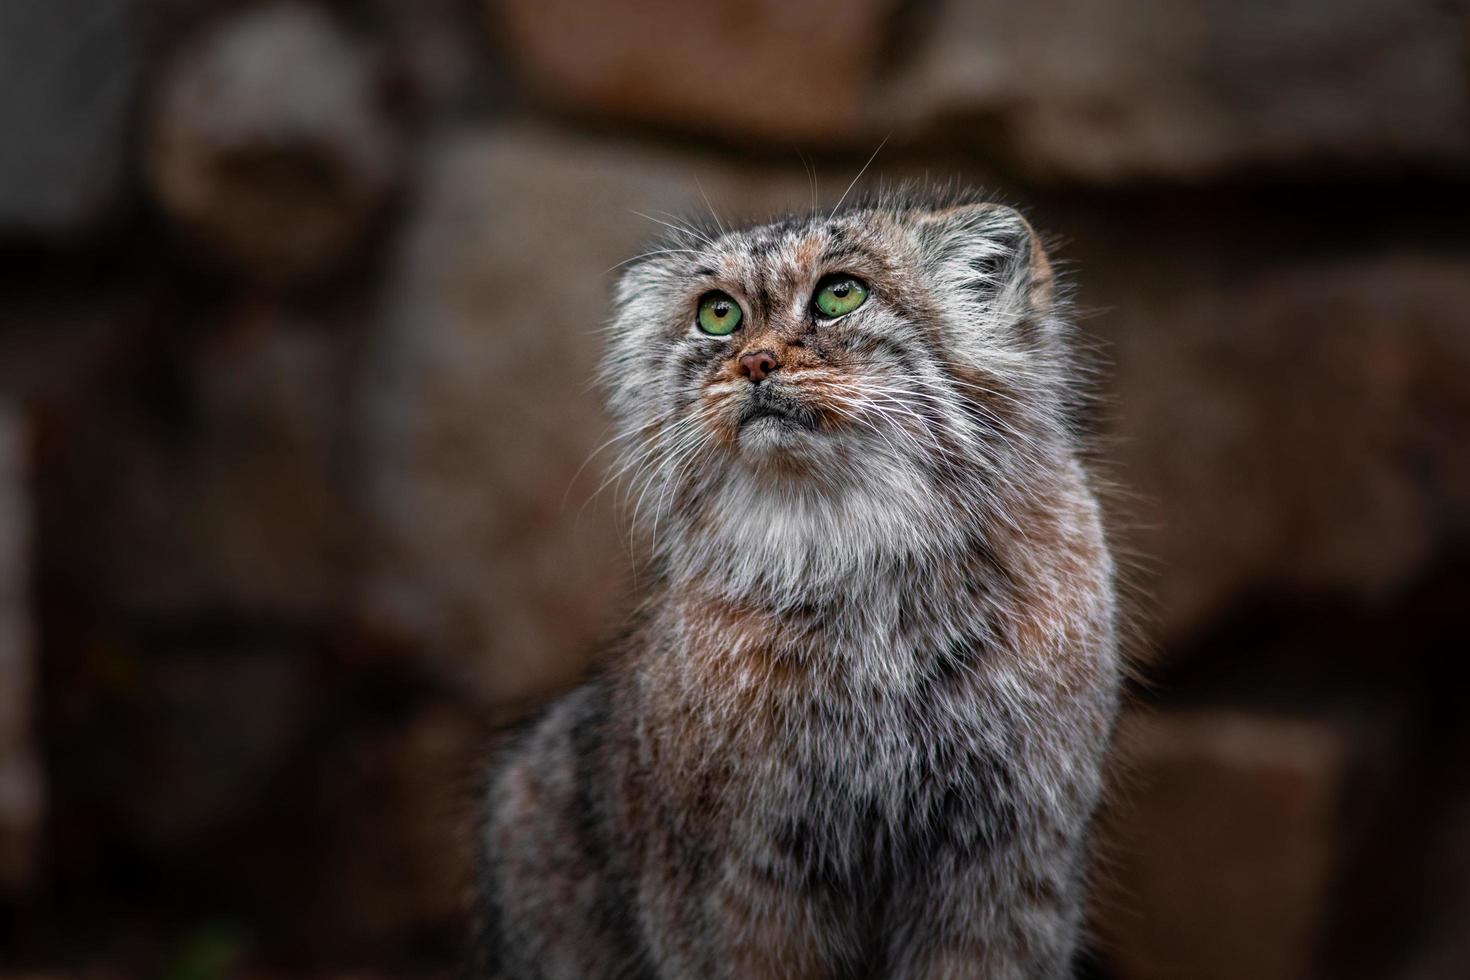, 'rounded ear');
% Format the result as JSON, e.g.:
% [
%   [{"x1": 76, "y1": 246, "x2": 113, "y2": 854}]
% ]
[{"x1": 913, "y1": 203, "x2": 1055, "y2": 312}]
